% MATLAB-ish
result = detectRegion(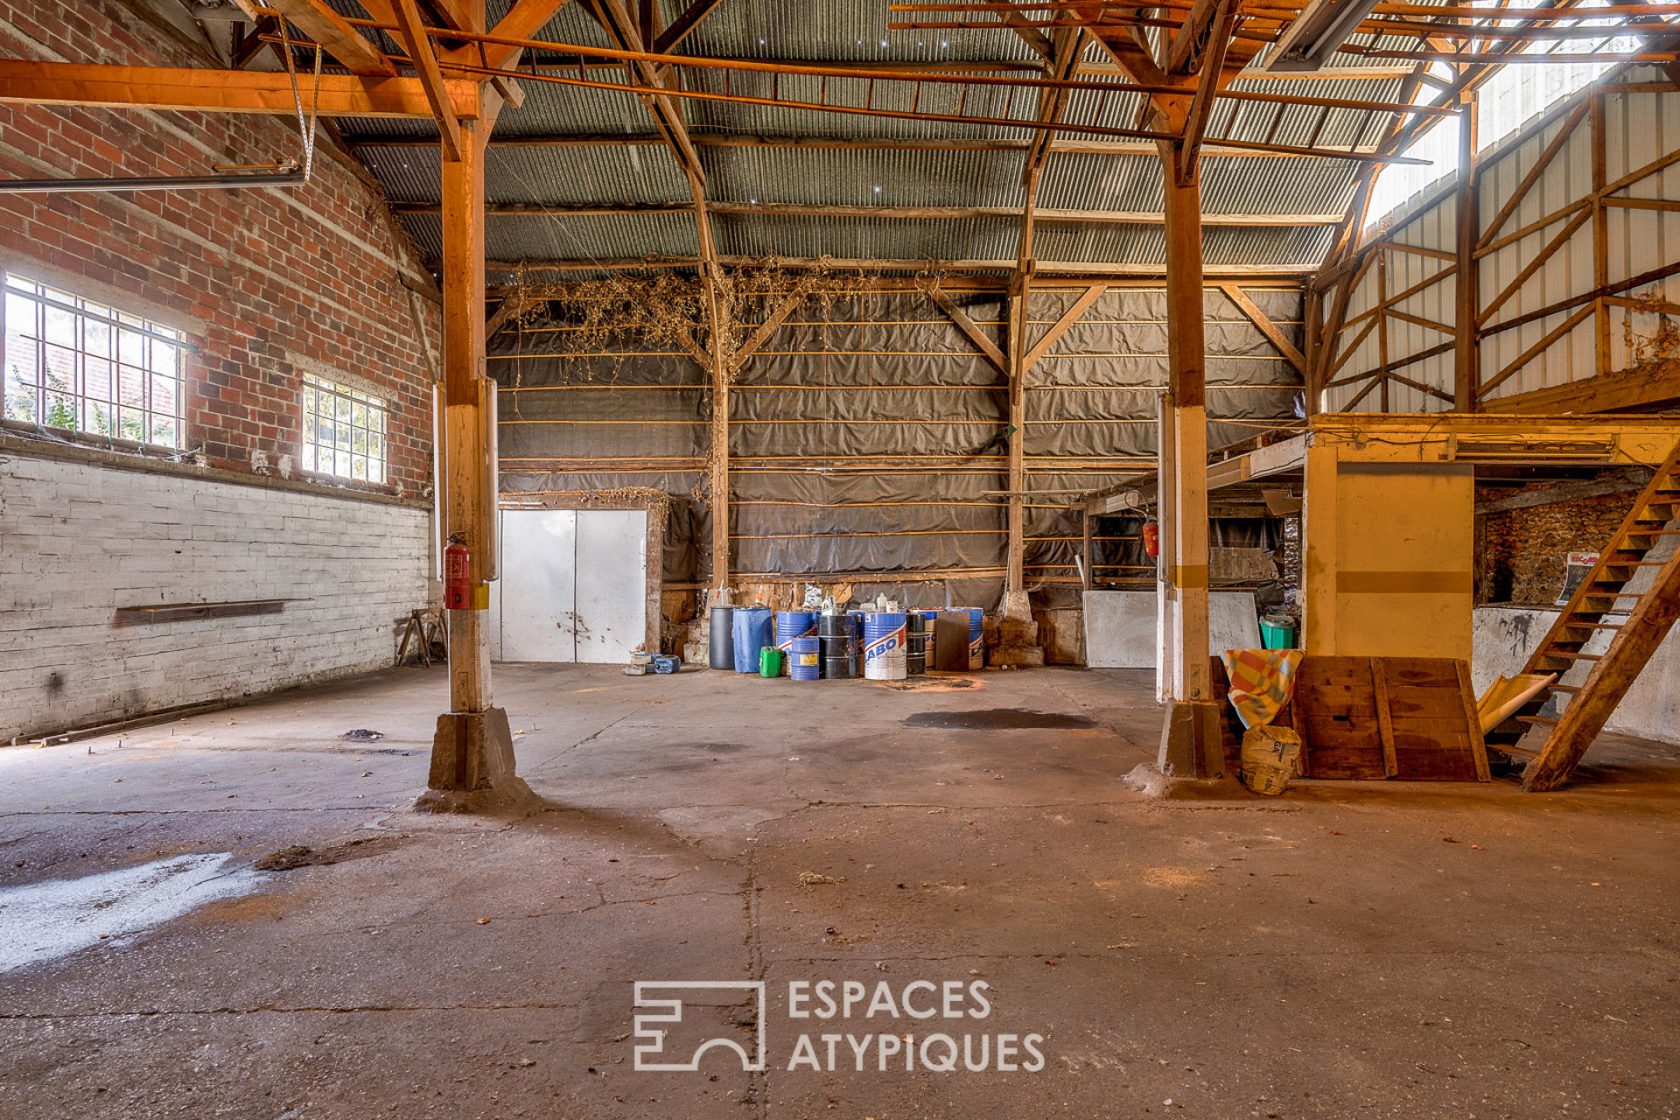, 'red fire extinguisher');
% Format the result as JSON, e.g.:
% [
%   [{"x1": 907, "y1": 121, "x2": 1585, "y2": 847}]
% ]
[
  {"x1": 443, "y1": 535, "x2": 472, "y2": 610},
  {"x1": 1141, "y1": 519, "x2": 1161, "y2": 559}
]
